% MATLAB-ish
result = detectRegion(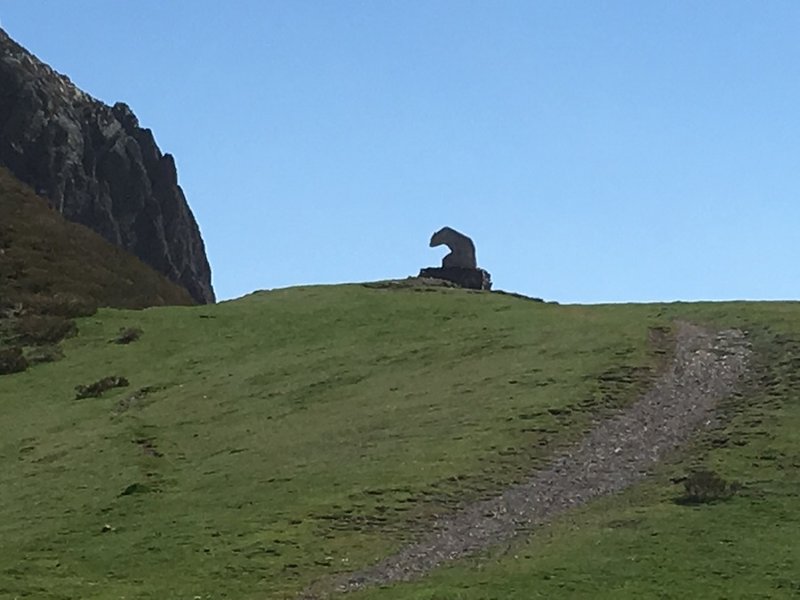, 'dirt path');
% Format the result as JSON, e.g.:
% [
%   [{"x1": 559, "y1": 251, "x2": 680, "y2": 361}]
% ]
[{"x1": 306, "y1": 322, "x2": 751, "y2": 596}]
